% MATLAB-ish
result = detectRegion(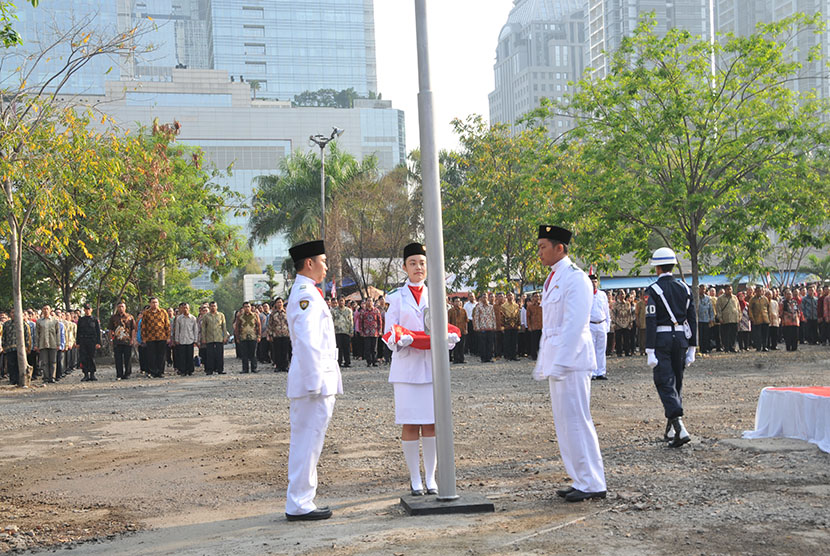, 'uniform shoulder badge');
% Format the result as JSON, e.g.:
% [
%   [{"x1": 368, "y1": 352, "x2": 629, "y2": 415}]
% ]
[
  {"x1": 299, "y1": 285, "x2": 307, "y2": 290},
  {"x1": 299, "y1": 300, "x2": 309, "y2": 310}
]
